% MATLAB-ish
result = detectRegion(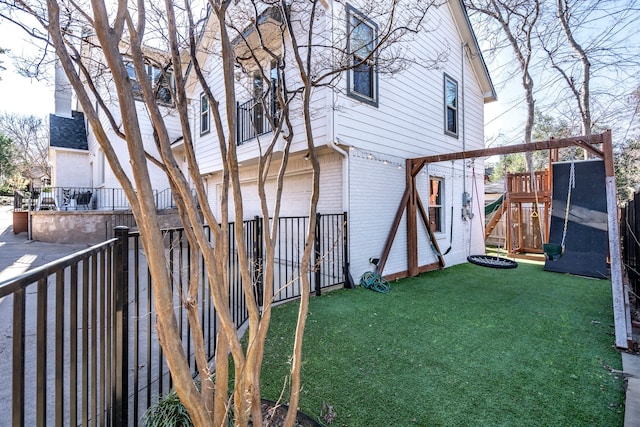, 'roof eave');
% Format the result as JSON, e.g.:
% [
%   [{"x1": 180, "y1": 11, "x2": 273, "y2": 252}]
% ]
[{"x1": 449, "y1": 0, "x2": 497, "y2": 103}]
